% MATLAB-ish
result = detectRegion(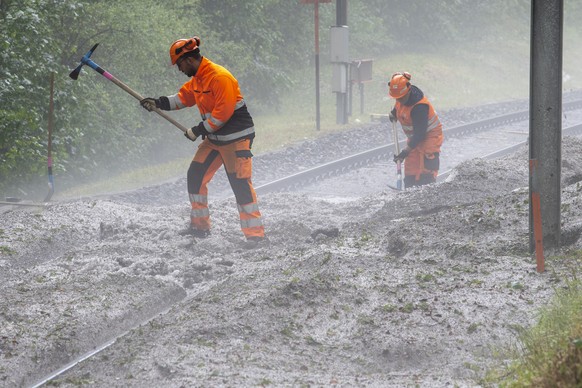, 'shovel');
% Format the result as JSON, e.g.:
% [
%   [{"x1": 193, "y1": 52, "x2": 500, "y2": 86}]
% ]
[{"x1": 391, "y1": 120, "x2": 404, "y2": 190}]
